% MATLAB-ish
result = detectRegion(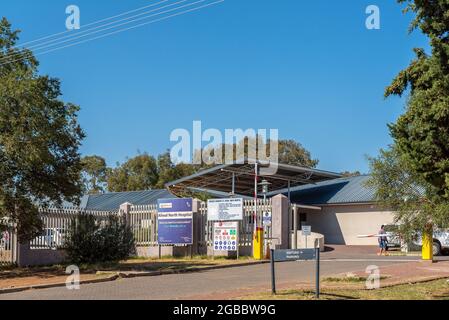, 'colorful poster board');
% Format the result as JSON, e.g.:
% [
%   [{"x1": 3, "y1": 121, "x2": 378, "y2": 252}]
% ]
[
  {"x1": 213, "y1": 221, "x2": 239, "y2": 252},
  {"x1": 207, "y1": 198, "x2": 243, "y2": 221},
  {"x1": 157, "y1": 198, "x2": 193, "y2": 245}
]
